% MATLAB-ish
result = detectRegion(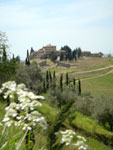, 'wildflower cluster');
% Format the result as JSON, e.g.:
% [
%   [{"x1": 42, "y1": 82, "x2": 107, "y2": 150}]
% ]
[
  {"x1": 57, "y1": 129, "x2": 88, "y2": 150},
  {"x1": 0, "y1": 81, "x2": 47, "y2": 131}
]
